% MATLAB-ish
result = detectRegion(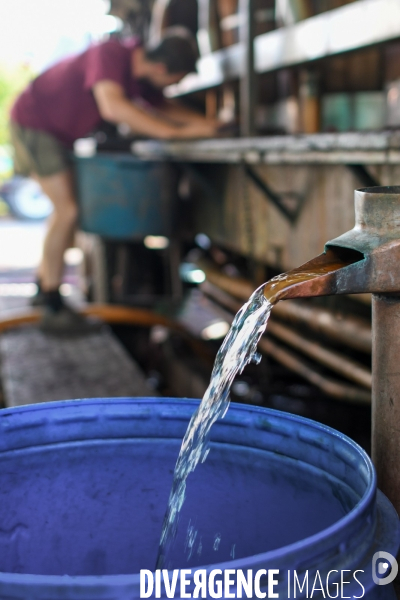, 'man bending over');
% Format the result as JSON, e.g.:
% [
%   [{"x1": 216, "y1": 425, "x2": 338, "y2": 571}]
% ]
[{"x1": 10, "y1": 28, "x2": 216, "y2": 333}]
